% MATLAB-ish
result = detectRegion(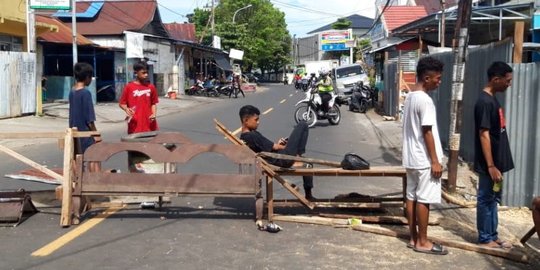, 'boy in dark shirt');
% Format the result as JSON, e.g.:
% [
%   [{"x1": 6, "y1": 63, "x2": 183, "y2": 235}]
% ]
[
  {"x1": 69, "y1": 62, "x2": 100, "y2": 154},
  {"x1": 474, "y1": 61, "x2": 514, "y2": 248},
  {"x1": 239, "y1": 105, "x2": 315, "y2": 199}
]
